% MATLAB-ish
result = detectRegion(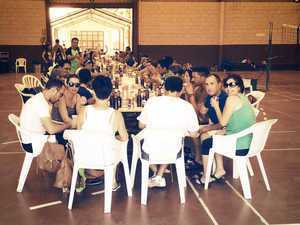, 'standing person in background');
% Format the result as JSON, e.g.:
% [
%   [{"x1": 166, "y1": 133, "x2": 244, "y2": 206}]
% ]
[
  {"x1": 41, "y1": 43, "x2": 53, "y2": 76},
  {"x1": 66, "y1": 37, "x2": 82, "y2": 74},
  {"x1": 52, "y1": 39, "x2": 65, "y2": 65}
]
